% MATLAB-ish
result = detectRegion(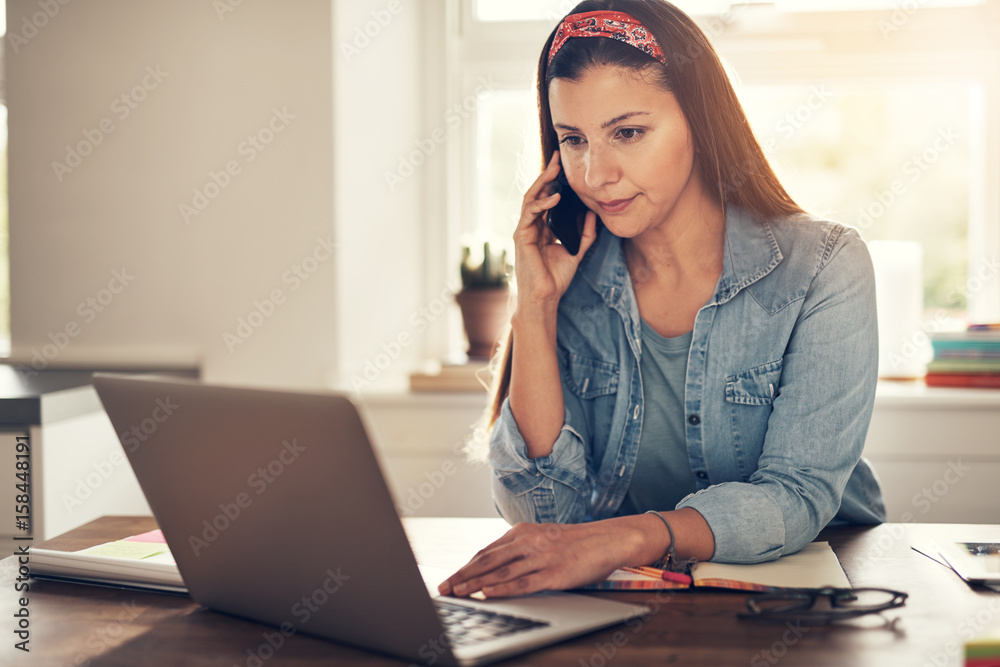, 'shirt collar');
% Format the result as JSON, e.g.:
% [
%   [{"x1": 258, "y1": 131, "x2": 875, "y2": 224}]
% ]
[
  {"x1": 580, "y1": 205, "x2": 784, "y2": 307},
  {"x1": 715, "y1": 206, "x2": 783, "y2": 304}
]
